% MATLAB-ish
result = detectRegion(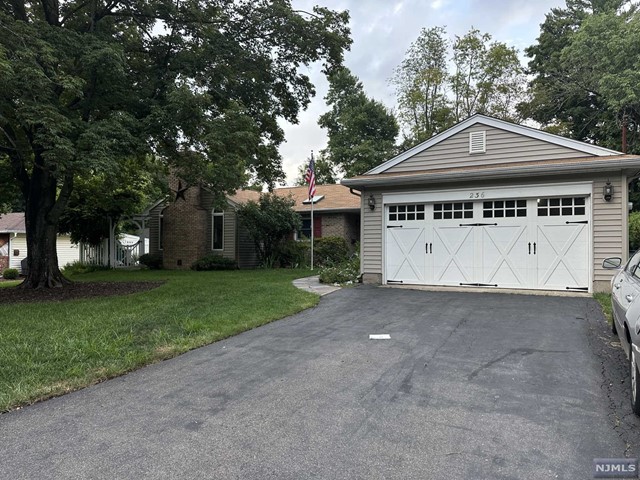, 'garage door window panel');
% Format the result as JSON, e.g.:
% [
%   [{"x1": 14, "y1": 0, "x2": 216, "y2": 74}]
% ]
[
  {"x1": 434, "y1": 202, "x2": 472, "y2": 220},
  {"x1": 389, "y1": 204, "x2": 424, "y2": 222},
  {"x1": 483, "y1": 199, "x2": 526, "y2": 218},
  {"x1": 538, "y1": 197, "x2": 586, "y2": 216}
]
